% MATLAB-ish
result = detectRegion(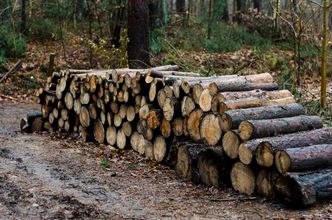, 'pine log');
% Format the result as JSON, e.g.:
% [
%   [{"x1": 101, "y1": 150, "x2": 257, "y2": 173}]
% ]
[
  {"x1": 181, "y1": 96, "x2": 196, "y2": 116},
  {"x1": 222, "y1": 131, "x2": 241, "y2": 159},
  {"x1": 79, "y1": 106, "x2": 90, "y2": 128},
  {"x1": 275, "y1": 144, "x2": 332, "y2": 174},
  {"x1": 239, "y1": 128, "x2": 332, "y2": 167},
  {"x1": 212, "y1": 81, "x2": 279, "y2": 92},
  {"x1": 275, "y1": 168, "x2": 332, "y2": 207},
  {"x1": 176, "y1": 143, "x2": 206, "y2": 183},
  {"x1": 172, "y1": 118, "x2": 184, "y2": 136},
  {"x1": 198, "y1": 89, "x2": 213, "y2": 112},
  {"x1": 197, "y1": 147, "x2": 232, "y2": 187},
  {"x1": 256, "y1": 169, "x2": 276, "y2": 198},
  {"x1": 220, "y1": 103, "x2": 305, "y2": 132},
  {"x1": 154, "y1": 136, "x2": 170, "y2": 162},
  {"x1": 187, "y1": 109, "x2": 203, "y2": 142},
  {"x1": 199, "y1": 113, "x2": 222, "y2": 146},
  {"x1": 238, "y1": 115, "x2": 323, "y2": 141},
  {"x1": 220, "y1": 89, "x2": 292, "y2": 101},
  {"x1": 163, "y1": 97, "x2": 180, "y2": 121},
  {"x1": 161, "y1": 118, "x2": 172, "y2": 138},
  {"x1": 94, "y1": 120, "x2": 105, "y2": 144},
  {"x1": 230, "y1": 162, "x2": 256, "y2": 195},
  {"x1": 220, "y1": 96, "x2": 295, "y2": 113},
  {"x1": 116, "y1": 129, "x2": 127, "y2": 149},
  {"x1": 144, "y1": 140, "x2": 154, "y2": 160}
]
